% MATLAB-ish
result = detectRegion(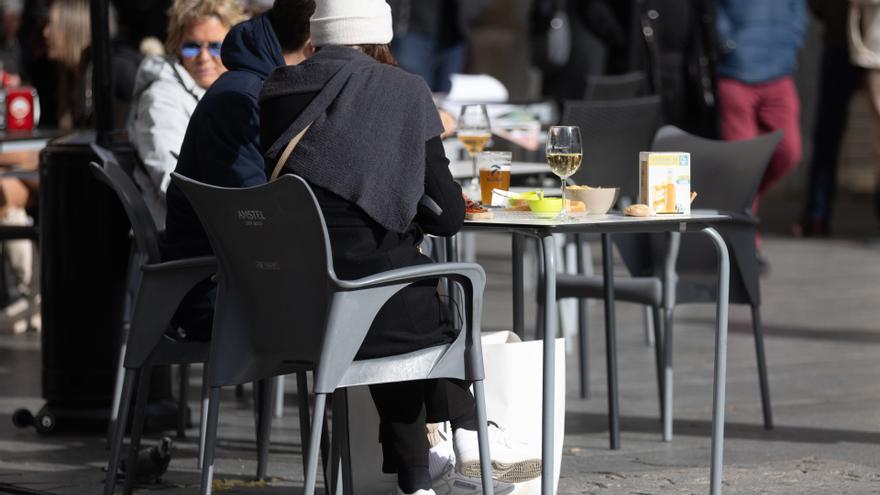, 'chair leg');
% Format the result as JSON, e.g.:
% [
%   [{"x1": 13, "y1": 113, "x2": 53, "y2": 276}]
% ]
[
  {"x1": 255, "y1": 379, "x2": 273, "y2": 480},
  {"x1": 472, "y1": 380, "x2": 495, "y2": 495},
  {"x1": 106, "y1": 339, "x2": 128, "y2": 450},
  {"x1": 304, "y1": 394, "x2": 327, "y2": 495},
  {"x1": 104, "y1": 368, "x2": 137, "y2": 495},
  {"x1": 296, "y1": 371, "x2": 312, "y2": 475},
  {"x1": 751, "y1": 305, "x2": 773, "y2": 430},
  {"x1": 651, "y1": 305, "x2": 665, "y2": 421},
  {"x1": 662, "y1": 308, "x2": 675, "y2": 442},
  {"x1": 274, "y1": 375, "x2": 285, "y2": 418},
  {"x1": 644, "y1": 306, "x2": 655, "y2": 347},
  {"x1": 199, "y1": 386, "x2": 222, "y2": 495},
  {"x1": 330, "y1": 390, "x2": 352, "y2": 495},
  {"x1": 535, "y1": 239, "x2": 545, "y2": 341},
  {"x1": 198, "y1": 370, "x2": 209, "y2": 469},
  {"x1": 177, "y1": 364, "x2": 190, "y2": 439},
  {"x1": 577, "y1": 299, "x2": 589, "y2": 399},
  {"x1": 123, "y1": 365, "x2": 153, "y2": 495}
]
